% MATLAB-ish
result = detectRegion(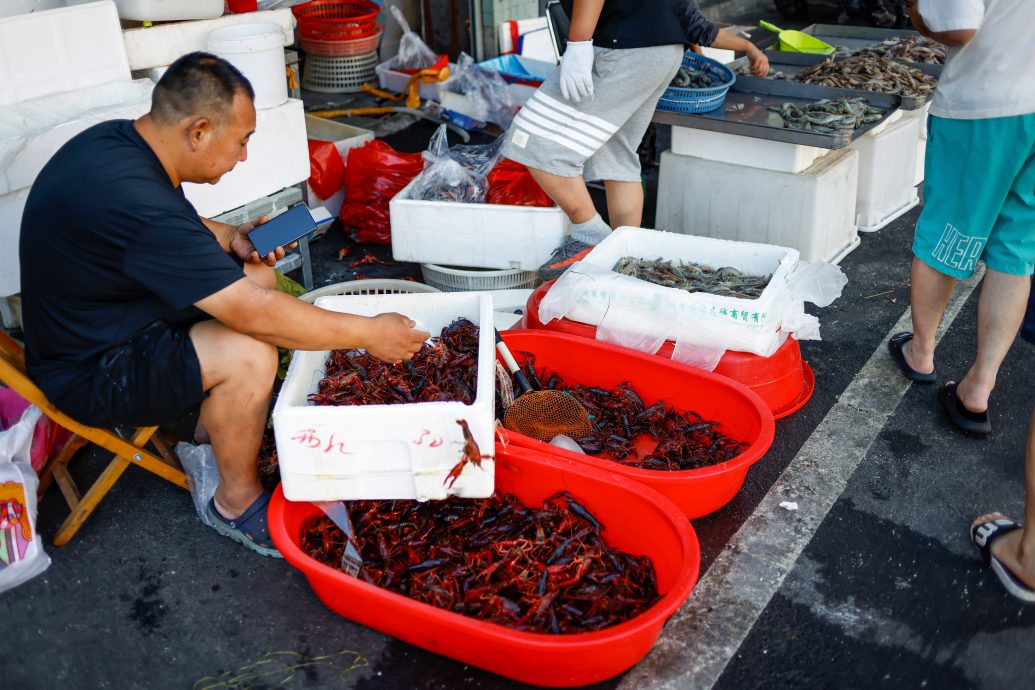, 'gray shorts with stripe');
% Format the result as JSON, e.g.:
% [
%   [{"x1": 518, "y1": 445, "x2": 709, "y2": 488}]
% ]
[{"x1": 502, "y1": 44, "x2": 683, "y2": 182}]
